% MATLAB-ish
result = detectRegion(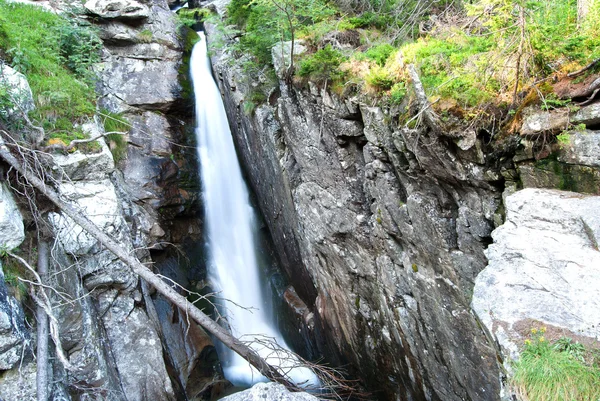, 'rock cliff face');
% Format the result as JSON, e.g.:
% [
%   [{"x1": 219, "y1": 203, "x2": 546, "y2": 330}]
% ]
[
  {"x1": 208, "y1": 29, "x2": 600, "y2": 400},
  {"x1": 0, "y1": 1, "x2": 220, "y2": 400},
  {"x1": 209, "y1": 36, "x2": 502, "y2": 400}
]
